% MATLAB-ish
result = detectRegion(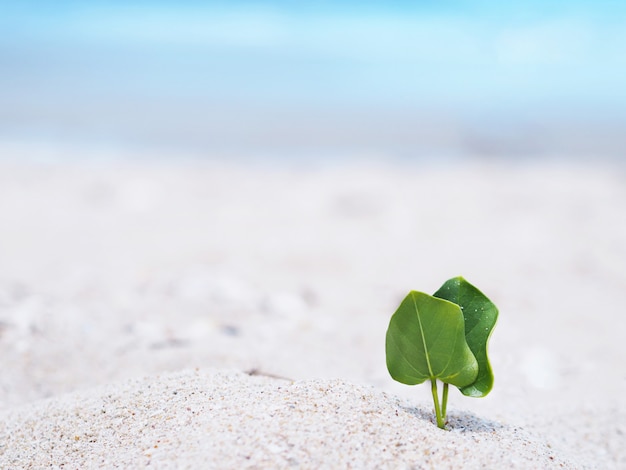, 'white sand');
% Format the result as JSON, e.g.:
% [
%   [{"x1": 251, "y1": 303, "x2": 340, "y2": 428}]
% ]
[
  {"x1": 0, "y1": 156, "x2": 624, "y2": 468},
  {"x1": 0, "y1": 369, "x2": 576, "y2": 469}
]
